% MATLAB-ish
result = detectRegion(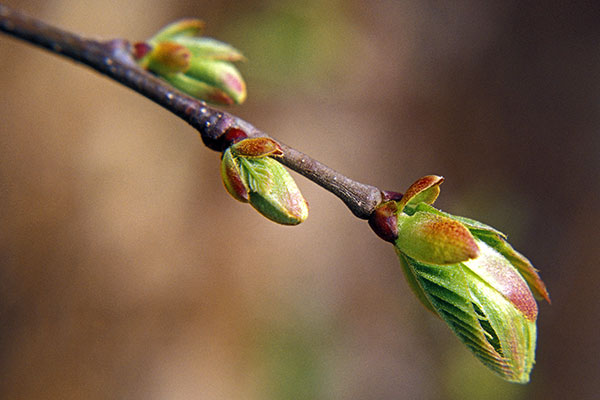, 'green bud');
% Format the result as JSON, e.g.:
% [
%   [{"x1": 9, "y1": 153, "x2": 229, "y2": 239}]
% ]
[
  {"x1": 398, "y1": 247, "x2": 538, "y2": 383},
  {"x1": 395, "y1": 211, "x2": 479, "y2": 265},
  {"x1": 149, "y1": 19, "x2": 205, "y2": 42},
  {"x1": 413, "y1": 202, "x2": 550, "y2": 303},
  {"x1": 373, "y1": 175, "x2": 549, "y2": 383},
  {"x1": 135, "y1": 19, "x2": 247, "y2": 105},
  {"x1": 220, "y1": 138, "x2": 308, "y2": 225},
  {"x1": 185, "y1": 59, "x2": 246, "y2": 104},
  {"x1": 173, "y1": 36, "x2": 245, "y2": 62},
  {"x1": 141, "y1": 41, "x2": 191, "y2": 75}
]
